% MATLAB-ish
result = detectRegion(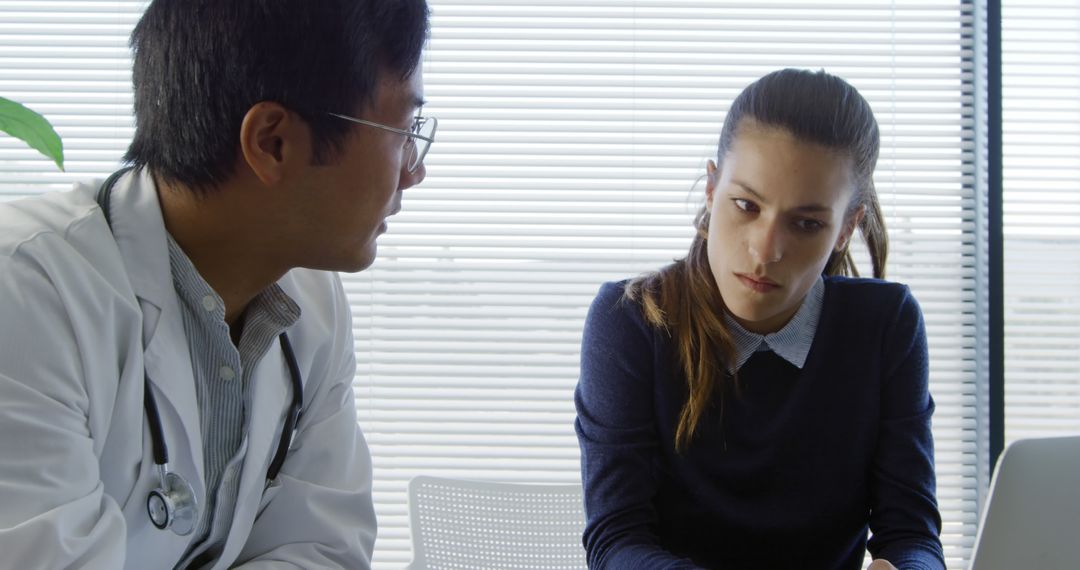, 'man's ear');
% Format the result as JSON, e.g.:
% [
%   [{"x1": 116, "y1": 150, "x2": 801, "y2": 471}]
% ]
[
  {"x1": 835, "y1": 204, "x2": 866, "y2": 252},
  {"x1": 705, "y1": 160, "x2": 720, "y2": 209},
  {"x1": 238, "y1": 102, "x2": 305, "y2": 186}
]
